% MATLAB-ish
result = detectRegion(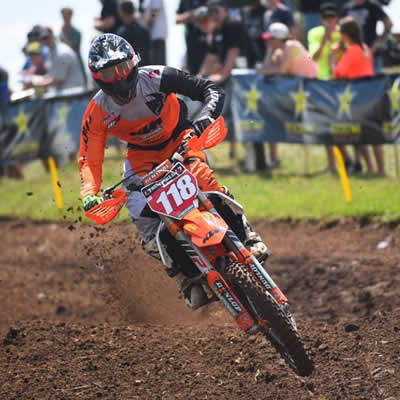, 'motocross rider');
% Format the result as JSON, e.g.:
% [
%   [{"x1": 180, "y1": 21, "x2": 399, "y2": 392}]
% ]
[{"x1": 79, "y1": 34, "x2": 268, "y2": 309}]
